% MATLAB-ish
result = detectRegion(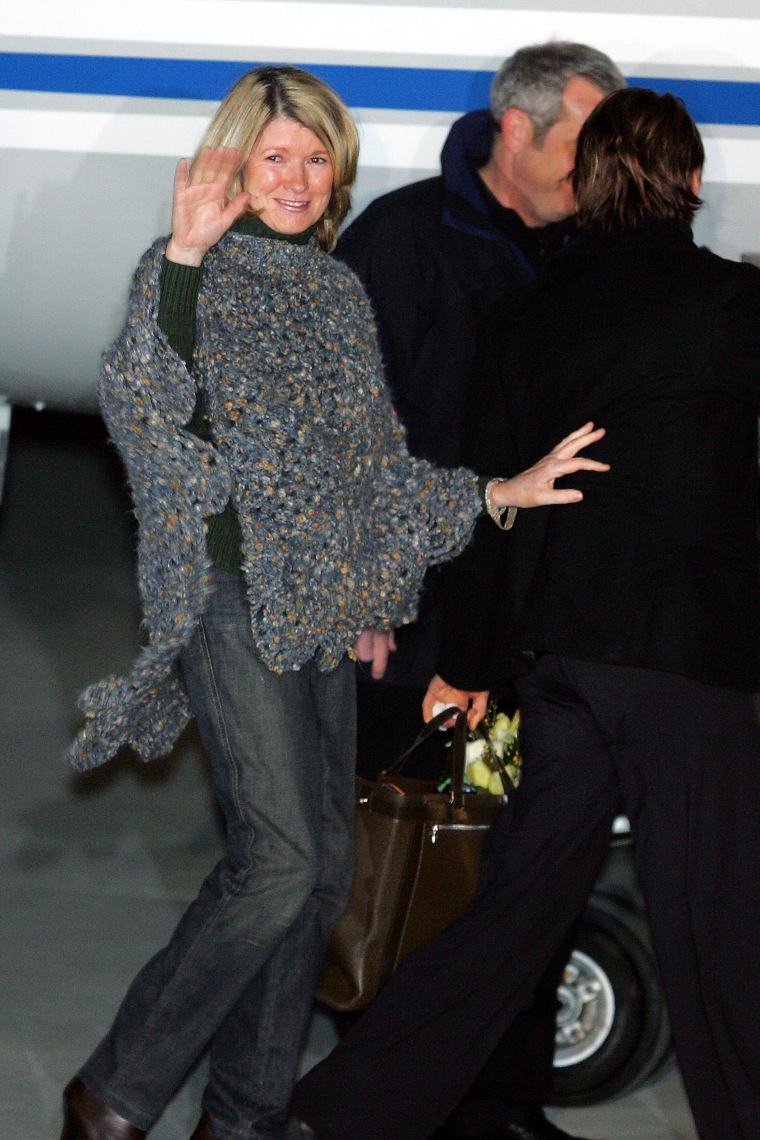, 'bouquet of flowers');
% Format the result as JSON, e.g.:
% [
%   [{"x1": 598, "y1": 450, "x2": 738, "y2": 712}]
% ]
[{"x1": 463, "y1": 704, "x2": 522, "y2": 795}]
